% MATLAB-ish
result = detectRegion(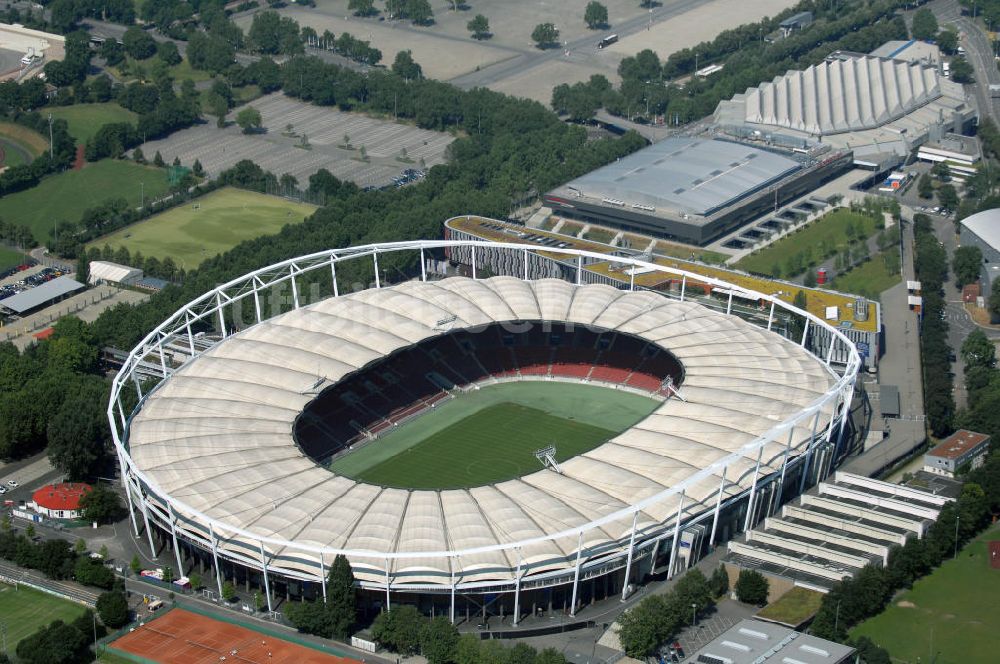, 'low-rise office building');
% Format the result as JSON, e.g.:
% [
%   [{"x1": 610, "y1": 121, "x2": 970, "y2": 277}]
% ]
[{"x1": 923, "y1": 429, "x2": 991, "y2": 477}]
